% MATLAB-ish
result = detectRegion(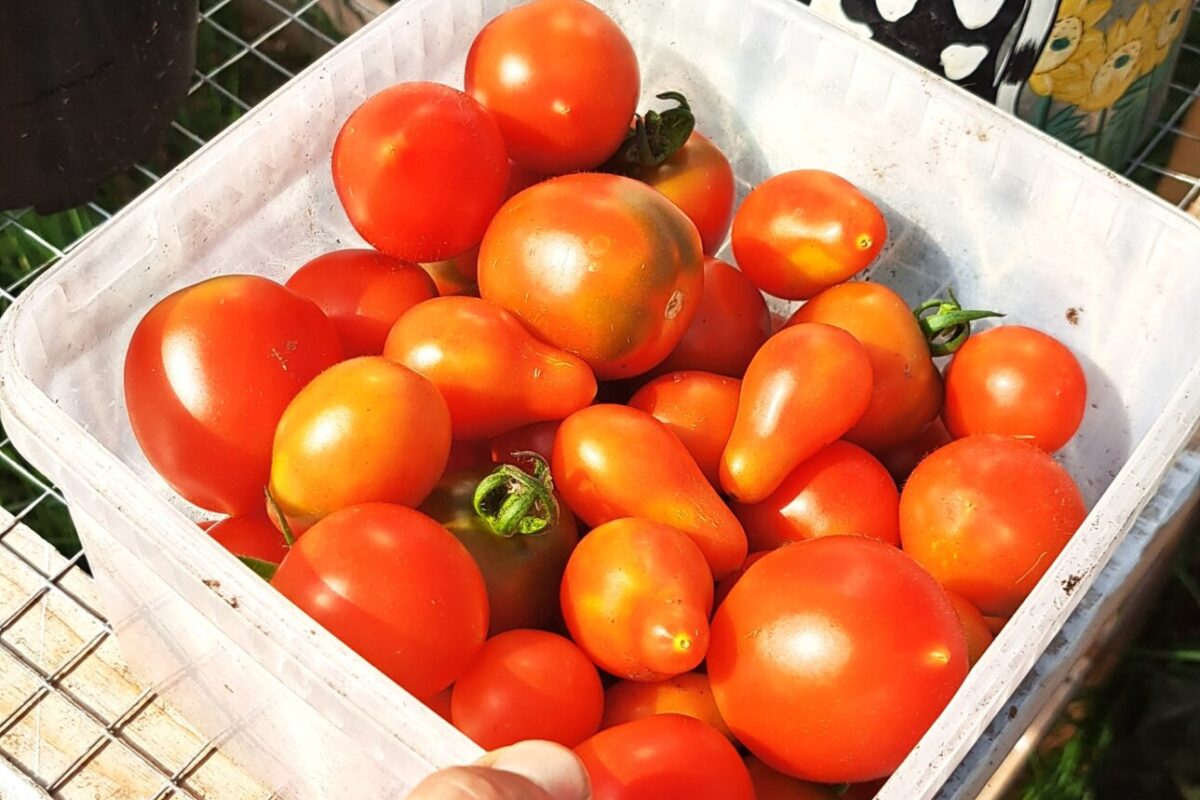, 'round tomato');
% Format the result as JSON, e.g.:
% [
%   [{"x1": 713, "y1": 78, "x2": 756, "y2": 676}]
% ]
[
  {"x1": 602, "y1": 672, "x2": 732, "y2": 742},
  {"x1": 269, "y1": 357, "x2": 451, "y2": 533},
  {"x1": 946, "y1": 591, "x2": 994, "y2": 666},
  {"x1": 731, "y1": 170, "x2": 886, "y2": 300},
  {"x1": 271, "y1": 503, "x2": 488, "y2": 699},
  {"x1": 745, "y1": 757, "x2": 838, "y2": 800},
  {"x1": 478, "y1": 173, "x2": 704, "y2": 380},
  {"x1": 709, "y1": 537, "x2": 968, "y2": 784},
  {"x1": 943, "y1": 325, "x2": 1087, "y2": 452},
  {"x1": 285, "y1": 249, "x2": 436, "y2": 357},
  {"x1": 576, "y1": 715, "x2": 754, "y2": 800},
  {"x1": 465, "y1": 0, "x2": 639, "y2": 173},
  {"x1": 899, "y1": 434, "x2": 1087, "y2": 617},
  {"x1": 490, "y1": 420, "x2": 560, "y2": 467},
  {"x1": 332, "y1": 82, "x2": 508, "y2": 262},
  {"x1": 207, "y1": 512, "x2": 288, "y2": 566},
  {"x1": 125, "y1": 275, "x2": 341, "y2": 516},
  {"x1": 451, "y1": 629, "x2": 604, "y2": 749},
  {"x1": 732, "y1": 440, "x2": 900, "y2": 550},
  {"x1": 628, "y1": 371, "x2": 740, "y2": 487},
  {"x1": 876, "y1": 418, "x2": 953, "y2": 485}
]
